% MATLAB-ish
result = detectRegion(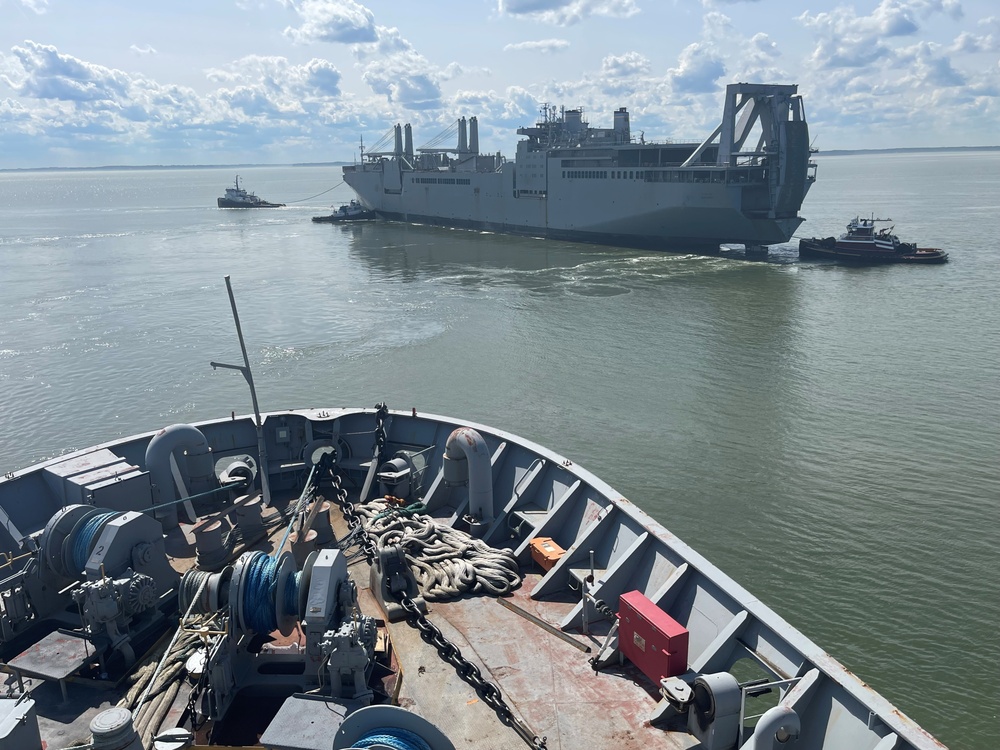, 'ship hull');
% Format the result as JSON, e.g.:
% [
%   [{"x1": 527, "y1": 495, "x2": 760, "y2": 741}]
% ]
[{"x1": 344, "y1": 169, "x2": 803, "y2": 250}]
